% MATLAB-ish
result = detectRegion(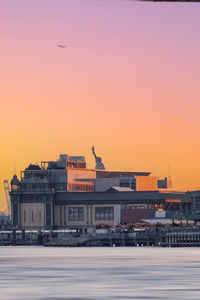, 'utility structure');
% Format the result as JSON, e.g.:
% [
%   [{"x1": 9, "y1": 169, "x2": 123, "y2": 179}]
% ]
[
  {"x1": 4, "y1": 180, "x2": 11, "y2": 217},
  {"x1": 92, "y1": 146, "x2": 105, "y2": 170}
]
